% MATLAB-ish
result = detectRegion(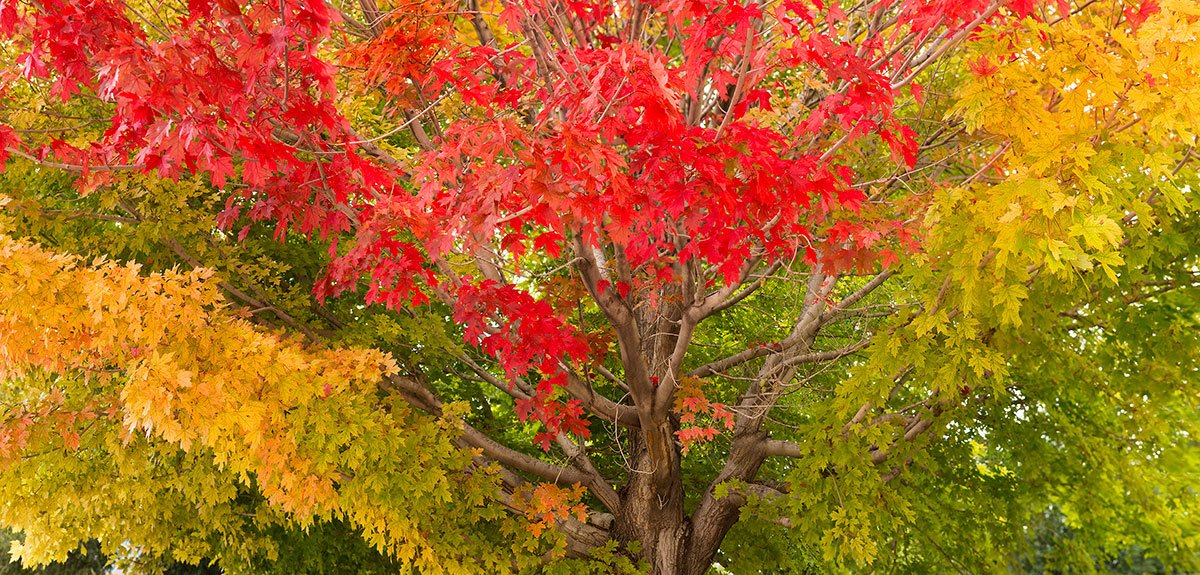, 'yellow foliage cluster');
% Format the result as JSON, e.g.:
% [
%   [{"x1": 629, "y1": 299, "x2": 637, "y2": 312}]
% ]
[
  {"x1": 900, "y1": 0, "x2": 1200, "y2": 394},
  {"x1": 0, "y1": 235, "x2": 545, "y2": 574},
  {"x1": 0, "y1": 234, "x2": 393, "y2": 515}
]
